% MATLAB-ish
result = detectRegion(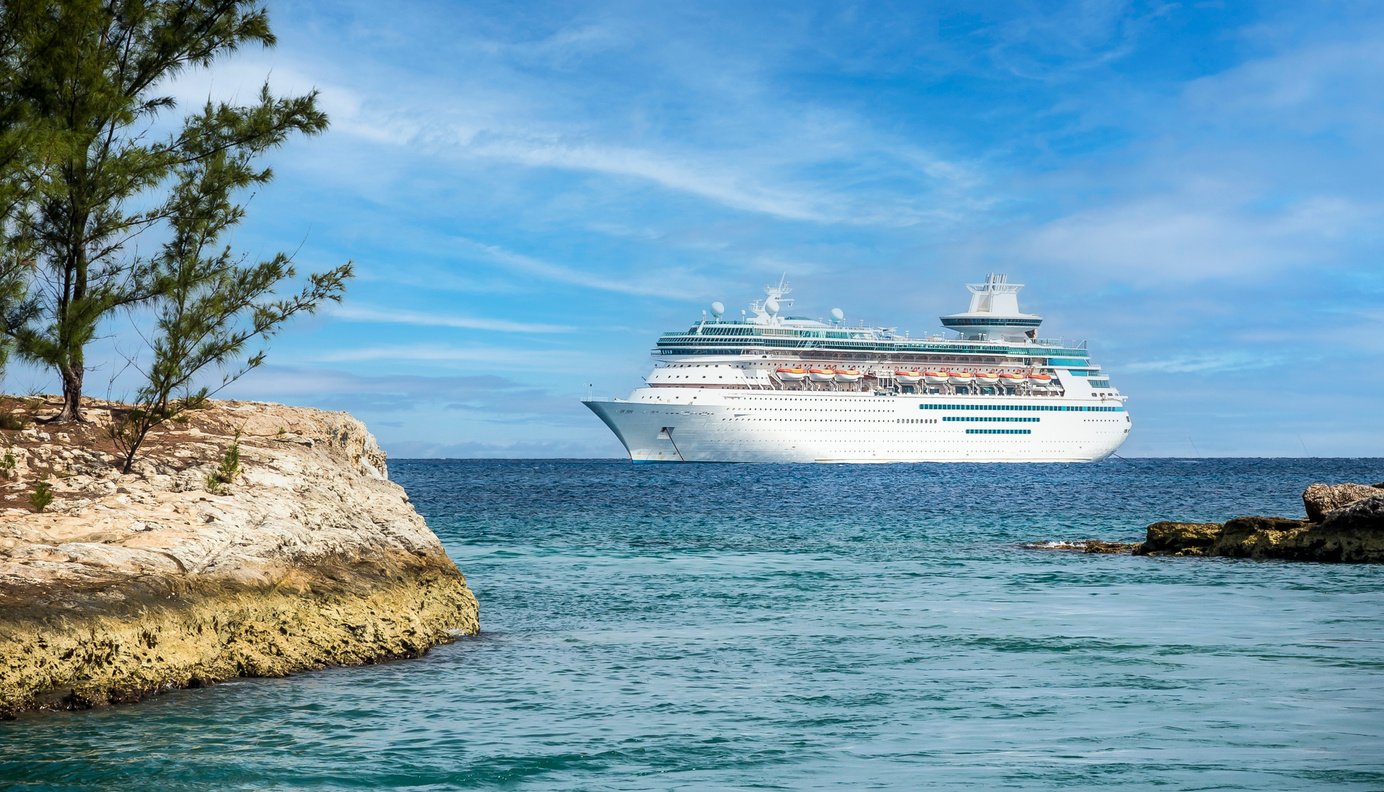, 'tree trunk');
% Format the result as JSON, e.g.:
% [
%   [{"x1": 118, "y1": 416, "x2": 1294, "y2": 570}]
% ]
[{"x1": 53, "y1": 362, "x2": 84, "y2": 422}]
